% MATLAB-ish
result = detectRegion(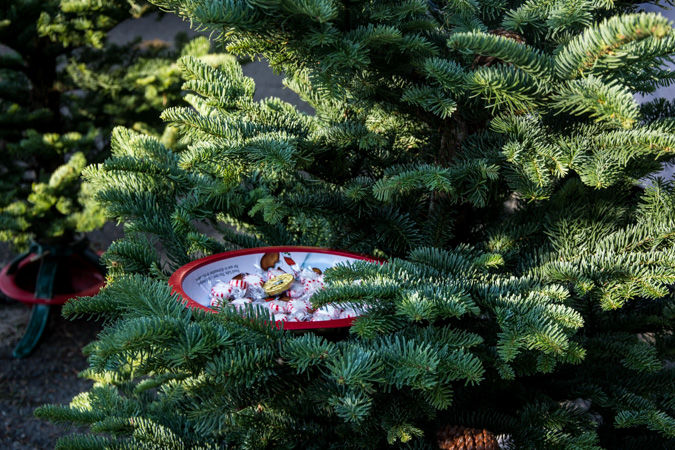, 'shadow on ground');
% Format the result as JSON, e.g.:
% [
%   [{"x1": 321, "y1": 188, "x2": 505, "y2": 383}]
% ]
[{"x1": 0, "y1": 301, "x2": 102, "y2": 449}]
